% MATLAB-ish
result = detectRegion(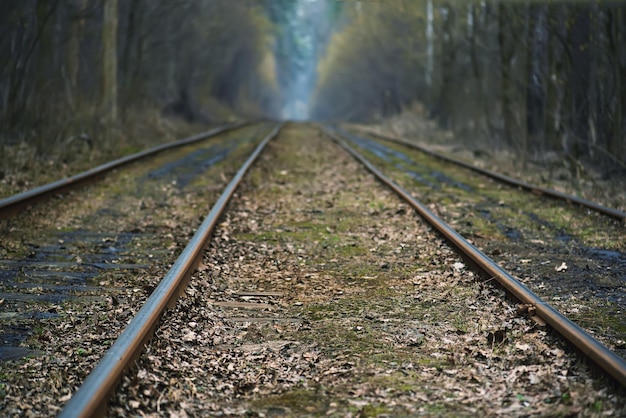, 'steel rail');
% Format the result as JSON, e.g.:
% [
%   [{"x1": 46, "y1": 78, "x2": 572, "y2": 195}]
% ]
[
  {"x1": 322, "y1": 125, "x2": 626, "y2": 388},
  {"x1": 58, "y1": 123, "x2": 283, "y2": 418},
  {"x1": 350, "y1": 126, "x2": 626, "y2": 221},
  {"x1": 0, "y1": 121, "x2": 252, "y2": 219}
]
